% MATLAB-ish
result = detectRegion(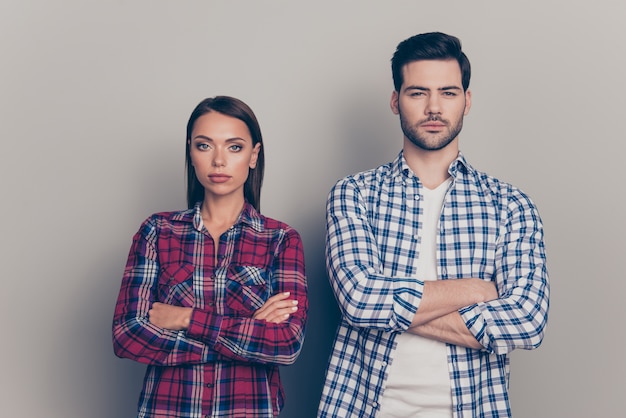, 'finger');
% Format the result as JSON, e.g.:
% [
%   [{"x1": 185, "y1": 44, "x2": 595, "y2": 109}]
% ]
[
  {"x1": 254, "y1": 292, "x2": 291, "y2": 317},
  {"x1": 265, "y1": 305, "x2": 298, "y2": 323},
  {"x1": 255, "y1": 299, "x2": 297, "y2": 320}
]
